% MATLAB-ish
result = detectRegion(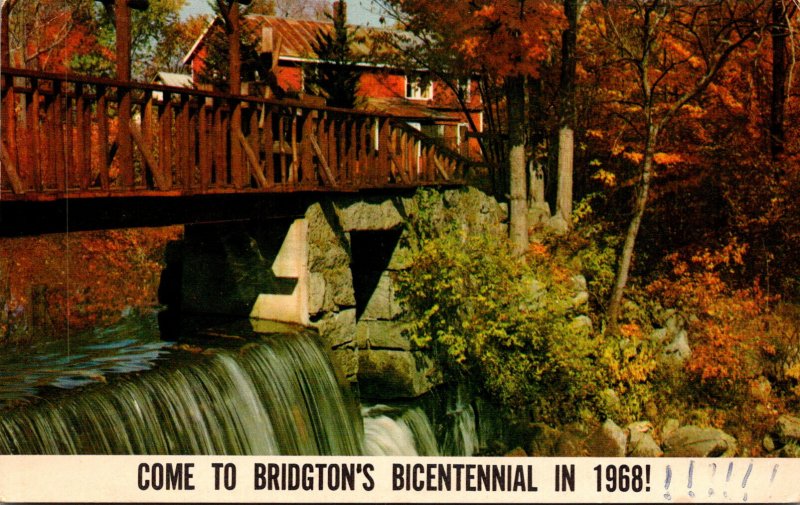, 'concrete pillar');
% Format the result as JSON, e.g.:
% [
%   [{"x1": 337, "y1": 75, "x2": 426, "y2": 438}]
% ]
[{"x1": 249, "y1": 219, "x2": 309, "y2": 324}]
